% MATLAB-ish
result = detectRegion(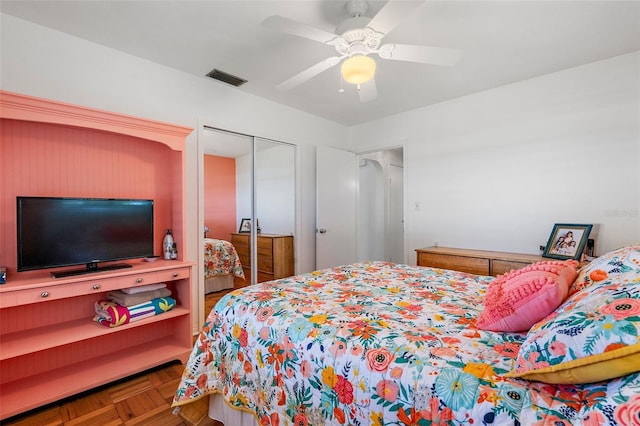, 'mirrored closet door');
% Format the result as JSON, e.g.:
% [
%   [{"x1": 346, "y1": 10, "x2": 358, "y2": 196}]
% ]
[
  {"x1": 199, "y1": 127, "x2": 295, "y2": 319},
  {"x1": 252, "y1": 137, "x2": 296, "y2": 282}
]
